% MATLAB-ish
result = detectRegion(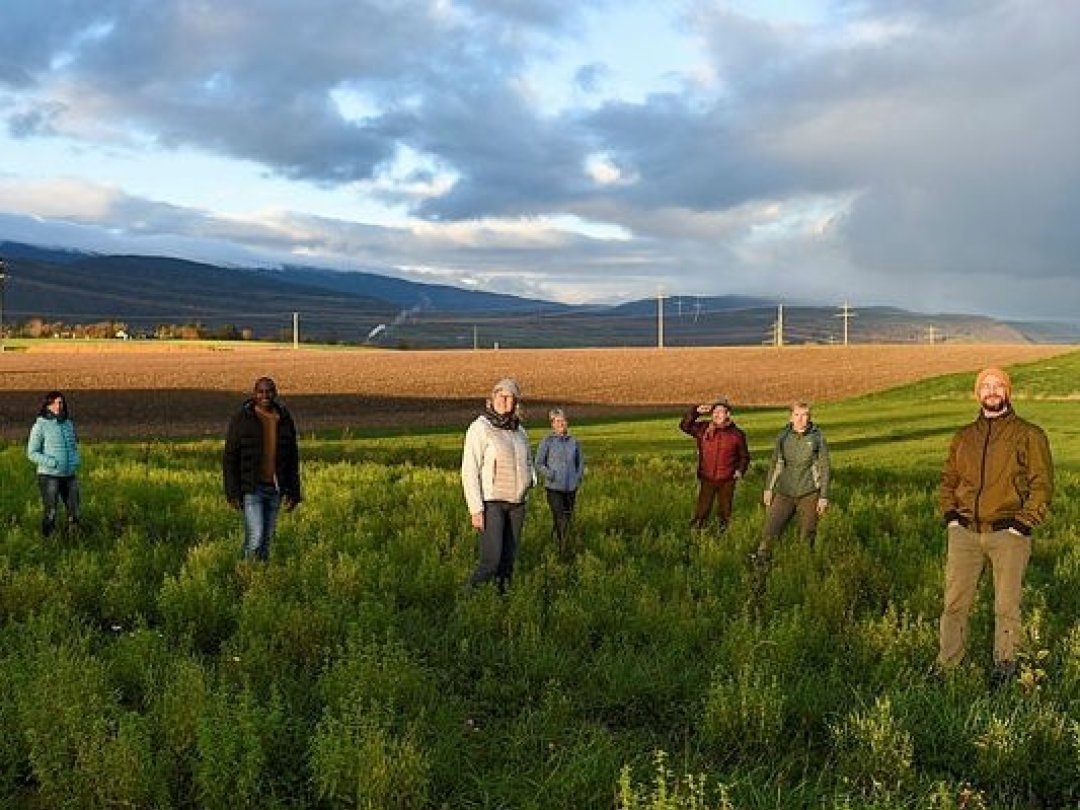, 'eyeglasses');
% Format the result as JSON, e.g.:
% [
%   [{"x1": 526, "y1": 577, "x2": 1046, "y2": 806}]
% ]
[{"x1": 254, "y1": 386, "x2": 276, "y2": 394}]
